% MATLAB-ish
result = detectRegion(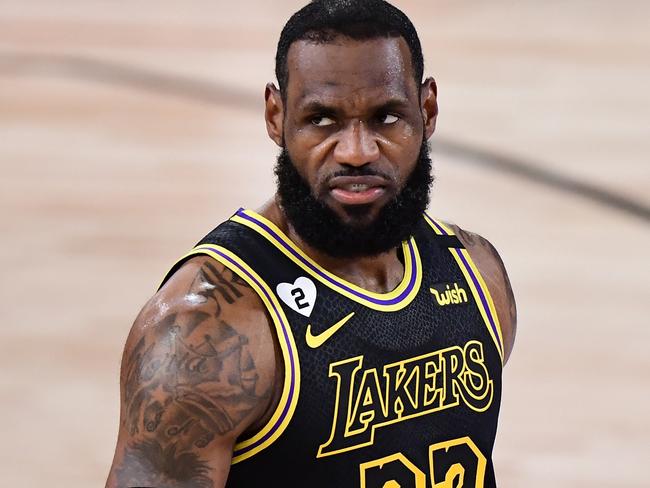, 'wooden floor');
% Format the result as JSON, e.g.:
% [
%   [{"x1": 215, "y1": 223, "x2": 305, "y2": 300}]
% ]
[{"x1": 1, "y1": 1, "x2": 649, "y2": 486}]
